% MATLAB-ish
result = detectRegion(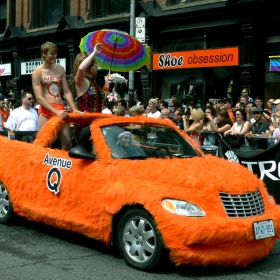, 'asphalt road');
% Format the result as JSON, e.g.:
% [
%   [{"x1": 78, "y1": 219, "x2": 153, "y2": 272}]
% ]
[{"x1": 1, "y1": 217, "x2": 280, "y2": 280}]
